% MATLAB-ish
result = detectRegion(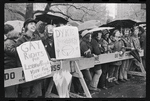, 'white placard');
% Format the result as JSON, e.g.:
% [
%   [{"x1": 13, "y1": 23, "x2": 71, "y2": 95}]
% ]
[
  {"x1": 16, "y1": 40, "x2": 51, "y2": 82},
  {"x1": 53, "y1": 26, "x2": 81, "y2": 59}
]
